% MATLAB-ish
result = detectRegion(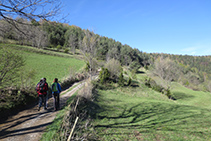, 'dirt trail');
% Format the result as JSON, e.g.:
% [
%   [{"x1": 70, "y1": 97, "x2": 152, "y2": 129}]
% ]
[{"x1": 0, "y1": 82, "x2": 84, "y2": 141}]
